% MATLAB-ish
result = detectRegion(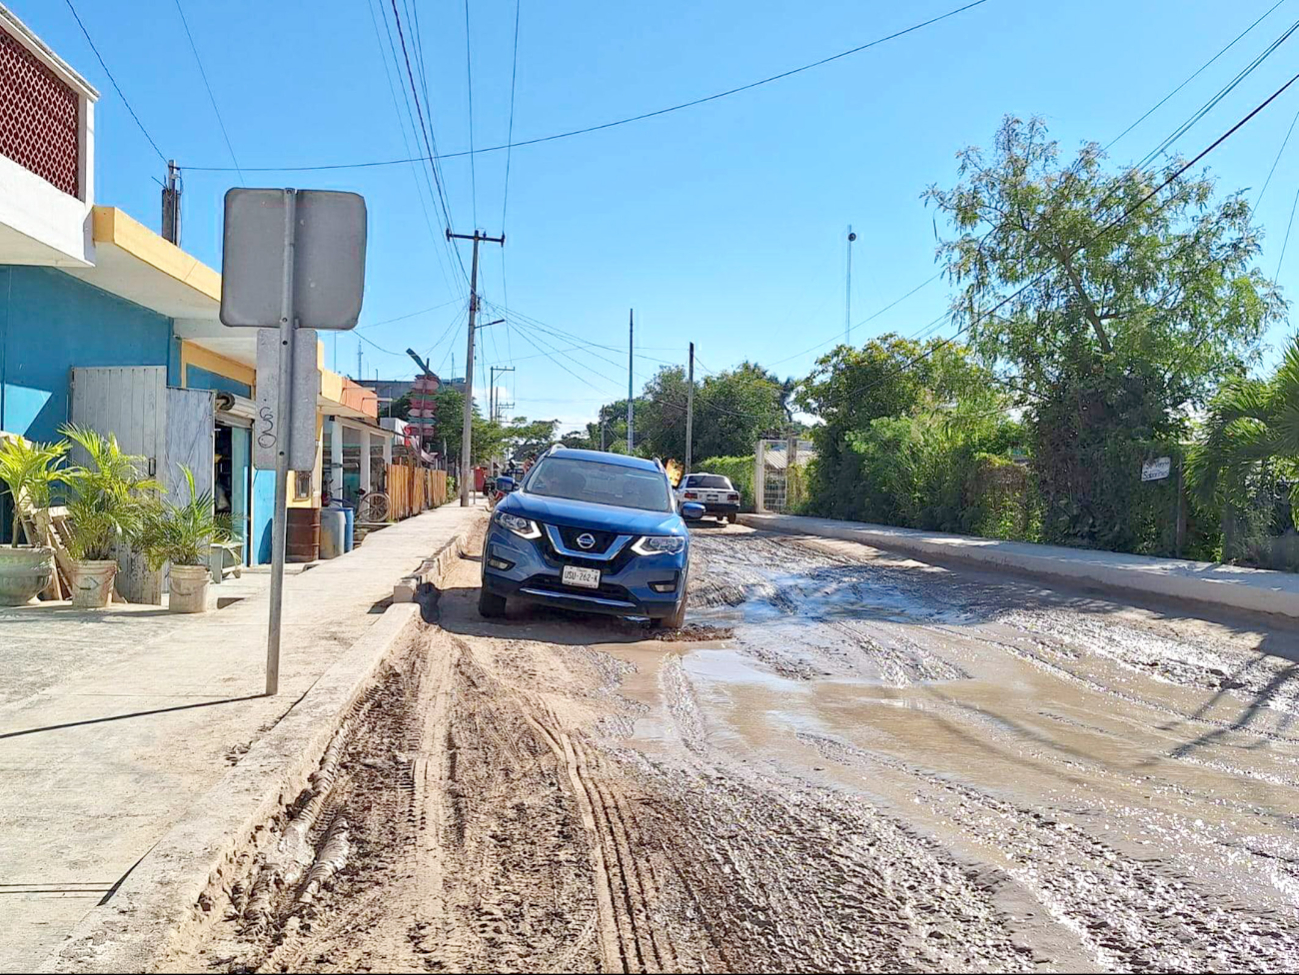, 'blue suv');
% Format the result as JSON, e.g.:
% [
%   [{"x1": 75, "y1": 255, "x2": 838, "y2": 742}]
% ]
[{"x1": 479, "y1": 447, "x2": 704, "y2": 628}]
